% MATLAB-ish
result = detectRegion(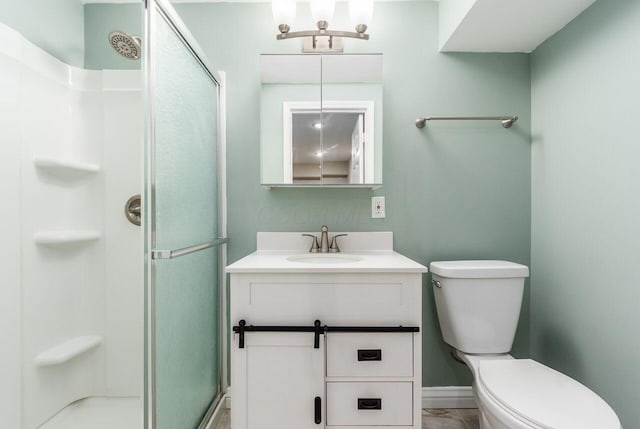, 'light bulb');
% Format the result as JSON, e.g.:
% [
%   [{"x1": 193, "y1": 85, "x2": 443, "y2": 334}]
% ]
[
  {"x1": 272, "y1": 0, "x2": 296, "y2": 32},
  {"x1": 310, "y1": 0, "x2": 335, "y2": 28},
  {"x1": 349, "y1": 0, "x2": 373, "y2": 32}
]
